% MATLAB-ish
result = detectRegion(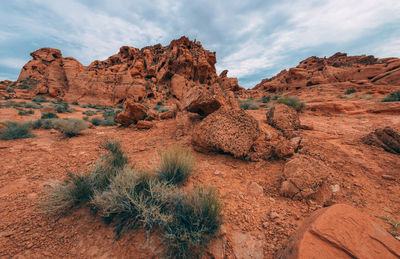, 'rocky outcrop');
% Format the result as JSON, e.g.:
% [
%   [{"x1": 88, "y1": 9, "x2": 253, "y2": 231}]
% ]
[
  {"x1": 361, "y1": 126, "x2": 400, "y2": 154},
  {"x1": 17, "y1": 36, "x2": 243, "y2": 105},
  {"x1": 254, "y1": 52, "x2": 400, "y2": 93},
  {"x1": 277, "y1": 204, "x2": 400, "y2": 259},
  {"x1": 280, "y1": 154, "x2": 331, "y2": 201},
  {"x1": 192, "y1": 108, "x2": 260, "y2": 158},
  {"x1": 266, "y1": 104, "x2": 300, "y2": 138},
  {"x1": 114, "y1": 101, "x2": 148, "y2": 125}
]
